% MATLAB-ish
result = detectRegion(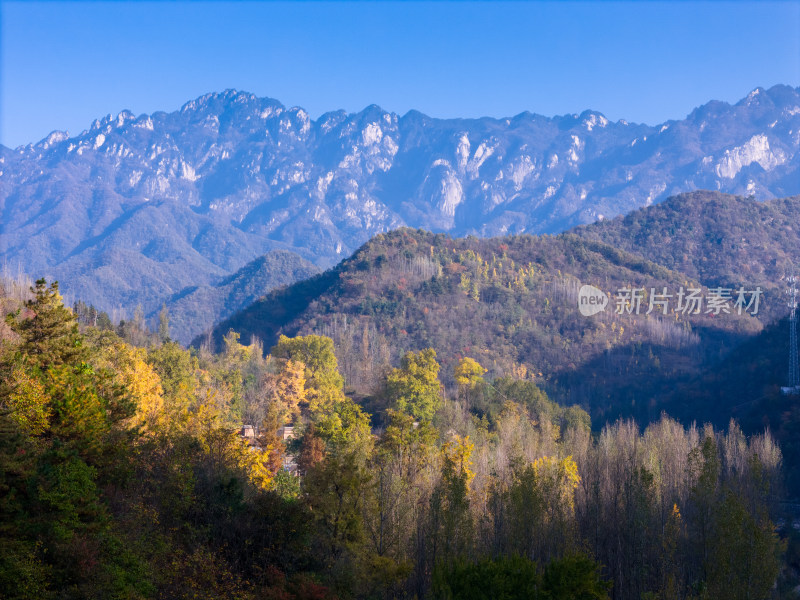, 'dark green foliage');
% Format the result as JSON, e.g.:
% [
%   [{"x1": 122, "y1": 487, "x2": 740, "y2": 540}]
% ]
[
  {"x1": 0, "y1": 538, "x2": 51, "y2": 600},
  {"x1": 0, "y1": 281, "x2": 148, "y2": 599},
  {"x1": 432, "y1": 554, "x2": 610, "y2": 600},
  {"x1": 430, "y1": 446, "x2": 473, "y2": 567},
  {"x1": 433, "y1": 555, "x2": 541, "y2": 600},
  {"x1": 7, "y1": 279, "x2": 86, "y2": 372},
  {"x1": 542, "y1": 554, "x2": 612, "y2": 600},
  {"x1": 705, "y1": 491, "x2": 783, "y2": 600}
]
